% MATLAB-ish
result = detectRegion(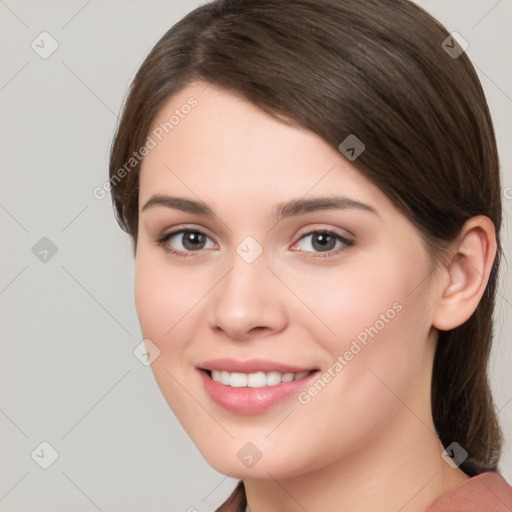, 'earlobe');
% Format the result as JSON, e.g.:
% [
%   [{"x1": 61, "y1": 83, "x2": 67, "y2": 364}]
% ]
[{"x1": 432, "y1": 216, "x2": 496, "y2": 331}]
